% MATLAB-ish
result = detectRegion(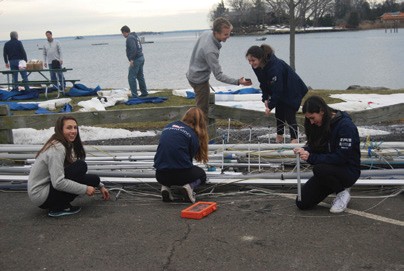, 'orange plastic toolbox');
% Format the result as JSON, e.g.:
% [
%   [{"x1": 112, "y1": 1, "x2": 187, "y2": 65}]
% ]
[{"x1": 181, "y1": 202, "x2": 217, "y2": 220}]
